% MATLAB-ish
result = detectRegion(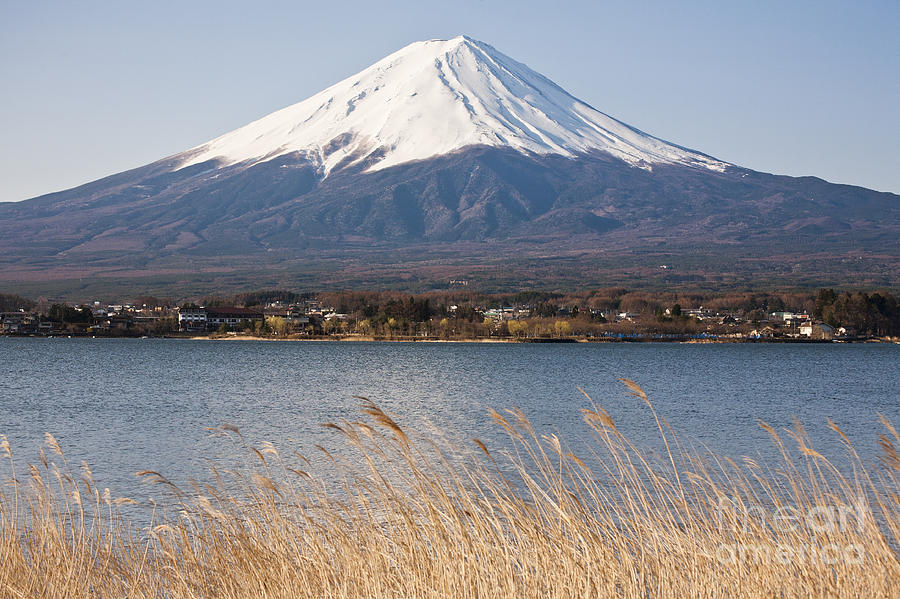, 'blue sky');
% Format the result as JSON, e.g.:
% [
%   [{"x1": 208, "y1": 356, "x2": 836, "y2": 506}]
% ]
[{"x1": 1, "y1": 0, "x2": 898, "y2": 202}]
